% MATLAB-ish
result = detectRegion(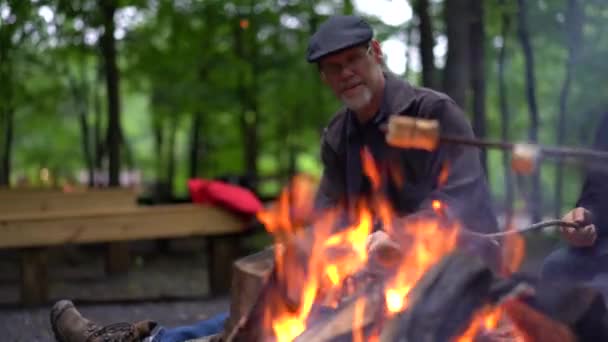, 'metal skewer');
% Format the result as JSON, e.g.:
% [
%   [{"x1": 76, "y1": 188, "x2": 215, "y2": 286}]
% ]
[
  {"x1": 439, "y1": 135, "x2": 608, "y2": 162},
  {"x1": 382, "y1": 116, "x2": 608, "y2": 166}
]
